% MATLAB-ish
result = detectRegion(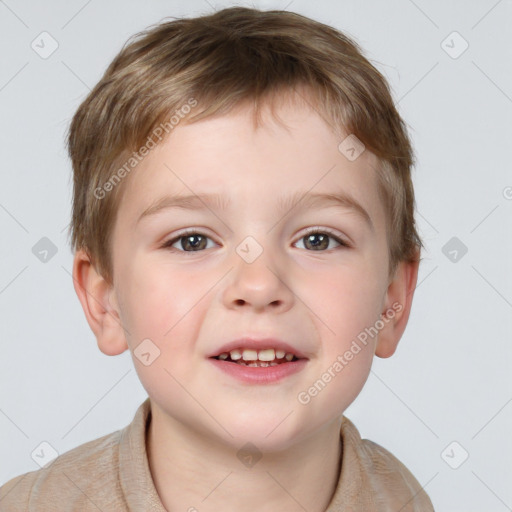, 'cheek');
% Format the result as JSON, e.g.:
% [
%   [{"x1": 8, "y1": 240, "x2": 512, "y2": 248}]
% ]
[
  {"x1": 306, "y1": 262, "x2": 385, "y2": 352},
  {"x1": 117, "y1": 259, "x2": 208, "y2": 376},
  {"x1": 120, "y1": 260, "x2": 208, "y2": 343},
  {"x1": 296, "y1": 338, "x2": 374, "y2": 422},
  {"x1": 118, "y1": 266, "x2": 206, "y2": 407}
]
